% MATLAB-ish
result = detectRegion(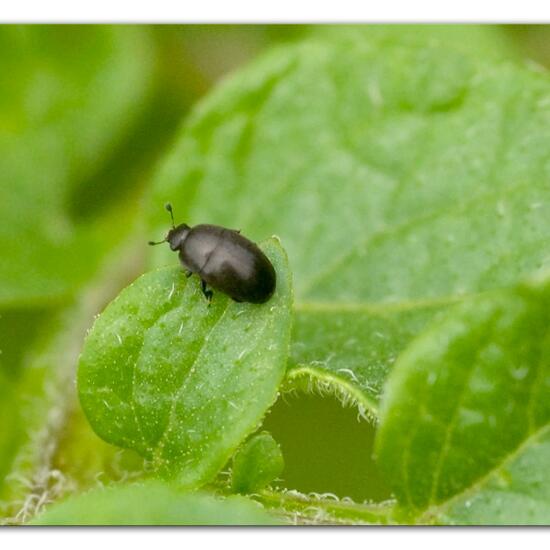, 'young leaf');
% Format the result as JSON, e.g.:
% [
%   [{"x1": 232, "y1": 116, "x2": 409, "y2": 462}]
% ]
[
  {"x1": 30, "y1": 481, "x2": 280, "y2": 525},
  {"x1": 375, "y1": 272, "x2": 550, "y2": 524},
  {"x1": 232, "y1": 431, "x2": 284, "y2": 494},
  {"x1": 78, "y1": 238, "x2": 292, "y2": 488},
  {"x1": 147, "y1": 26, "x2": 550, "y2": 414}
]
